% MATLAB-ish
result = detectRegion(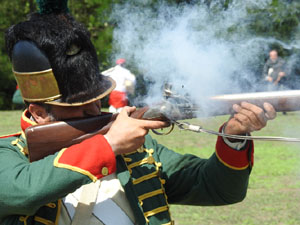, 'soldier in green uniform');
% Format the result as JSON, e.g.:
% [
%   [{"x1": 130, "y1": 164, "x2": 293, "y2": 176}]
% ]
[{"x1": 0, "y1": 1, "x2": 276, "y2": 224}]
